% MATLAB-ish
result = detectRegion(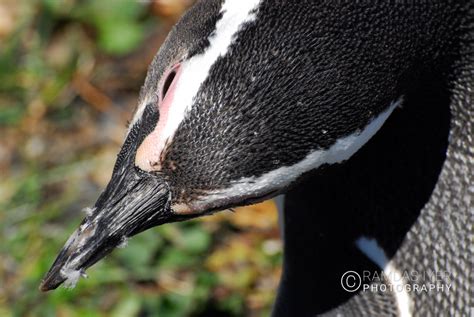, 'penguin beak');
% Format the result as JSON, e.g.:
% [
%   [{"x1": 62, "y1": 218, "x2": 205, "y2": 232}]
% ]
[{"x1": 39, "y1": 167, "x2": 173, "y2": 292}]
